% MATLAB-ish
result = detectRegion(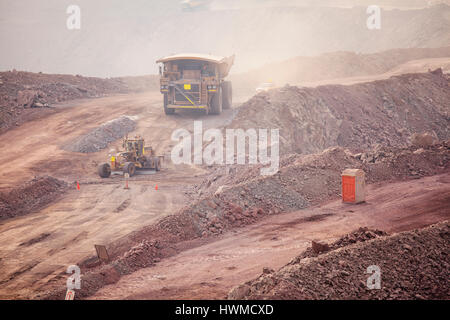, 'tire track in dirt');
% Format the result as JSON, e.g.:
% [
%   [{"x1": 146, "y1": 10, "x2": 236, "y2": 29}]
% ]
[
  {"x1": 90, "y1": 173, "x2": 450, "y2": 300},
  {"x1": 0, "y1": 90, "x2": 239, "y2": 299}
]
